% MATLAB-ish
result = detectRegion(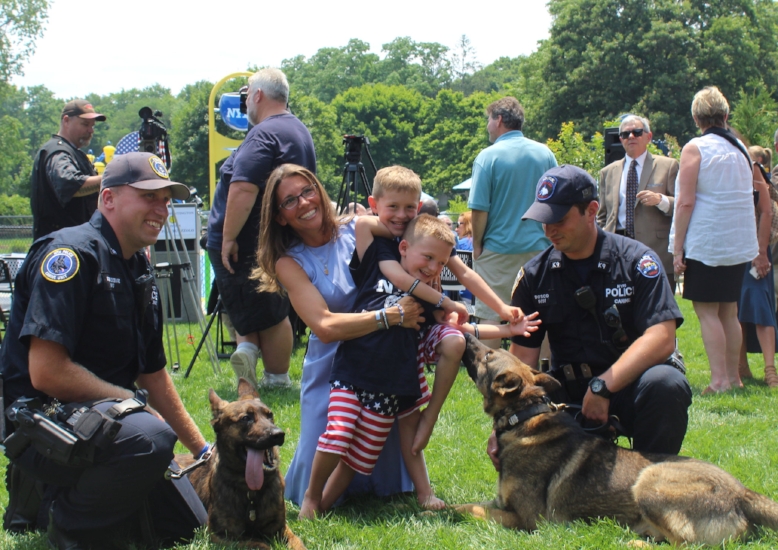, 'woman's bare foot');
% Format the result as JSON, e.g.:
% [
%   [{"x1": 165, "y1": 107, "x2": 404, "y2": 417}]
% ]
[
  {"x1": 298, "y1": 496, "x2": 321, "y2": 519},
  {"x1": 412, "y1": 409, "x2": 438, "y2": 455},
  {"x1": 418, "y1": 493, "x2": 446, "y2": 510}
]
